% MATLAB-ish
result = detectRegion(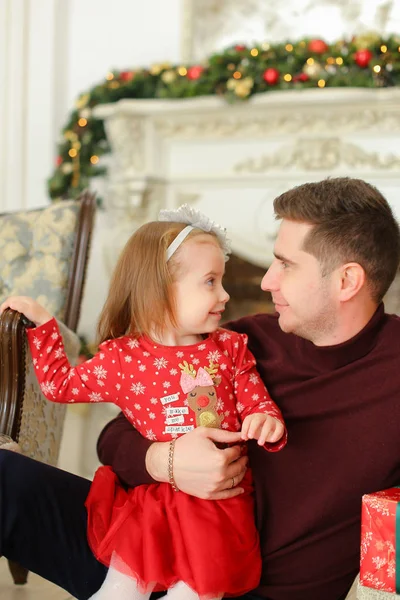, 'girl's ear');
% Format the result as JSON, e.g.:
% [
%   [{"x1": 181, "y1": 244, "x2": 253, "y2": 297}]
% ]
[{"x1": 337, "y1": 262, "x2": 366, "y2": 301}]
